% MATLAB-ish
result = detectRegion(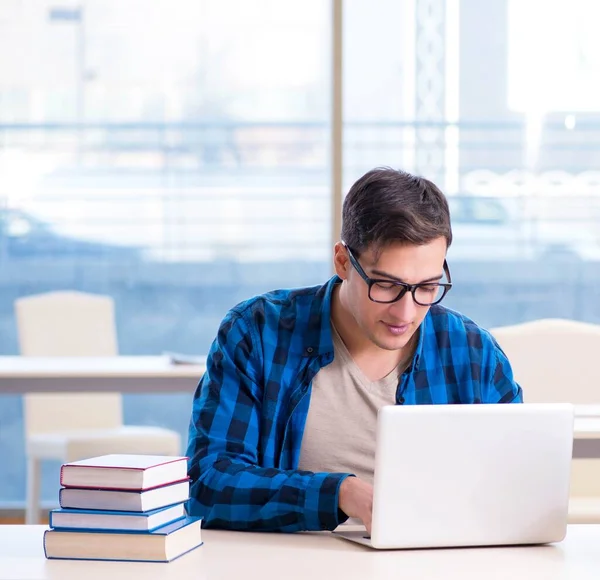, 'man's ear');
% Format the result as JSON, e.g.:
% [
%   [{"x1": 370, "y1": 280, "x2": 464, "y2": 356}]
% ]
[{"x1": 333, "y1": 242, "x2": 349, "y2": 280}]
